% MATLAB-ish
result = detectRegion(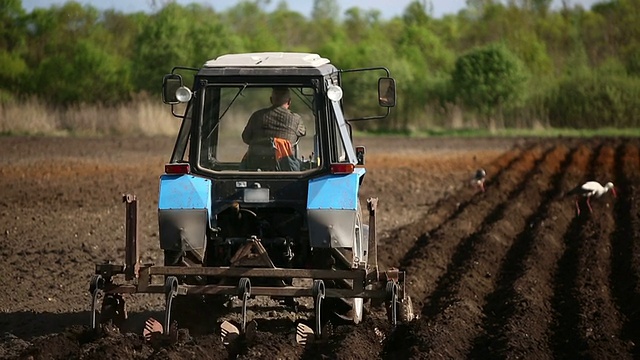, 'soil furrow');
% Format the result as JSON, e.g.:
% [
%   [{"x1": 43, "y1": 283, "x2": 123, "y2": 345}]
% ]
[
  {"x1": 571, "y1": 143, "x2": 631, "y2": 358},
  {"x1": 398, "y1": 144, "x2": 547, "y2": 307},
  {"x1": 612, "y1": 141, "x2": 640, "y2": 357},
  {"x1": 382, "y1": 144, "x2": 550, "y2": 358},
  {"x1": 466, "y1": 143, "x2": 573, "y2": 359},
  {"x1": 405, "y1": 145, "x2": 563, "y2": 358},
  {"x1": 376, "y1": 145, "x2": 525, "y2": 270},
  {"x1": 550, "y1": 143, "x2": 600, "y2": 358},
  {"x1": 497, "y1": 143, "x2": 591, "y2": 358}
]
